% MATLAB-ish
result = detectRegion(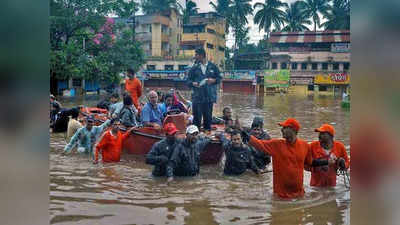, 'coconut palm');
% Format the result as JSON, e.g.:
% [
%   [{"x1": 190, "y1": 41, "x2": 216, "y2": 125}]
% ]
[
  {"x1": 253, "y1": 0, "x2": 287, "y2": 38},
  {"x1": 321, "y1": 0, "x2": 350, "y2": 30},
  {"x1": 282, "y1": 1, "x2": 312, "y2": 32},
  {"x1": 183, "y1": 0, "x2": 199, "y2": 24},
  {"x1": 210, "y1": 0, "x2": 232, "y2": 33},
  {"x1": 302, "y1": 0, "x2": 331, "y2": 31},
  {"x1": 229, "y1": 0, "x2": 253, "y2": 49}
]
